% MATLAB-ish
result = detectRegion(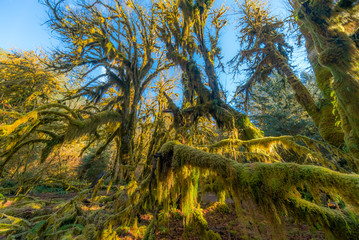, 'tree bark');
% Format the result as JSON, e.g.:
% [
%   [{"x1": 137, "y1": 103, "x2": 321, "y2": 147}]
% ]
[
  {"x1": 294, "y1": 0, "x2": 359, "y2": 156},
  {"x1": 275, "y1": 49, "x2": 345, "y2": 147}
]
